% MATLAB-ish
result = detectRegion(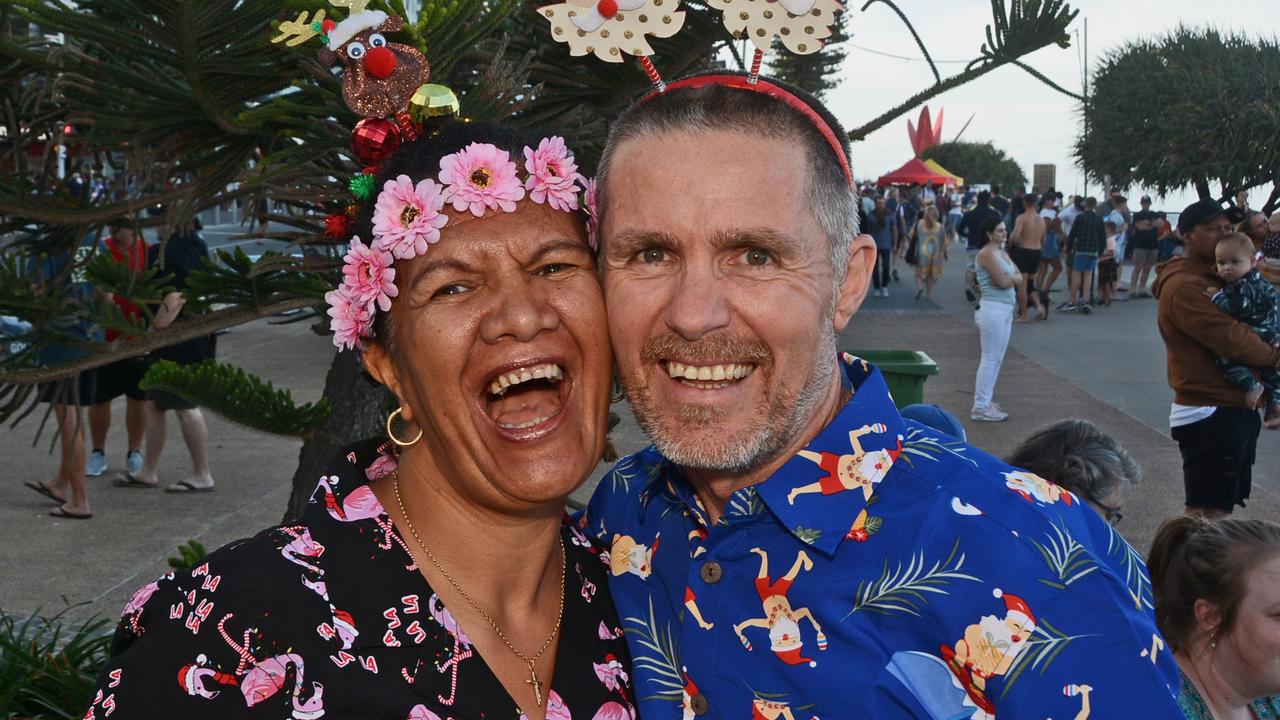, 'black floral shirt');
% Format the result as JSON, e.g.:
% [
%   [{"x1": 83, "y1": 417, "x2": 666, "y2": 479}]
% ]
[{"x1": 84, "y1": 438, "x2": 636, "y2": 720}]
